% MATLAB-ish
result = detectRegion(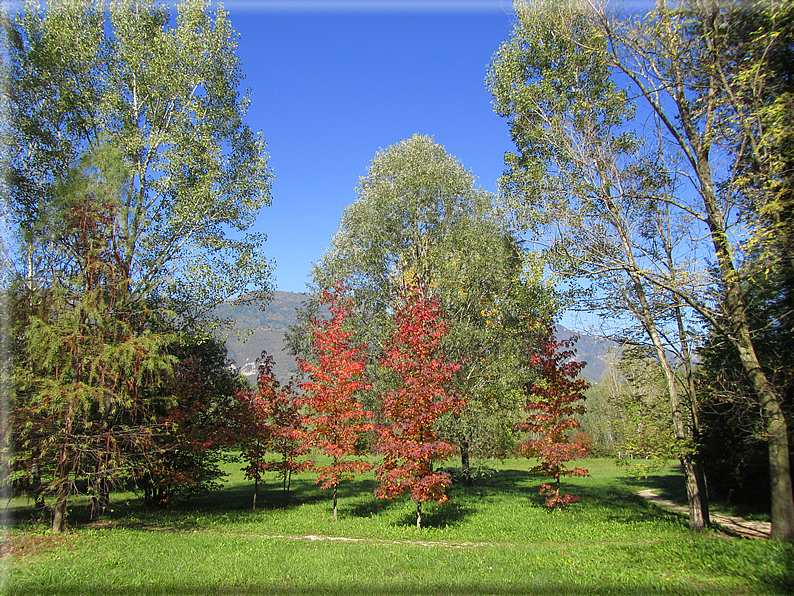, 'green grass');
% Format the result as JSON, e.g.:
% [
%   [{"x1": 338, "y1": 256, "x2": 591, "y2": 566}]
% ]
[{"x1": 3, "y1": 458, "x2": 792, "y2": 595}]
